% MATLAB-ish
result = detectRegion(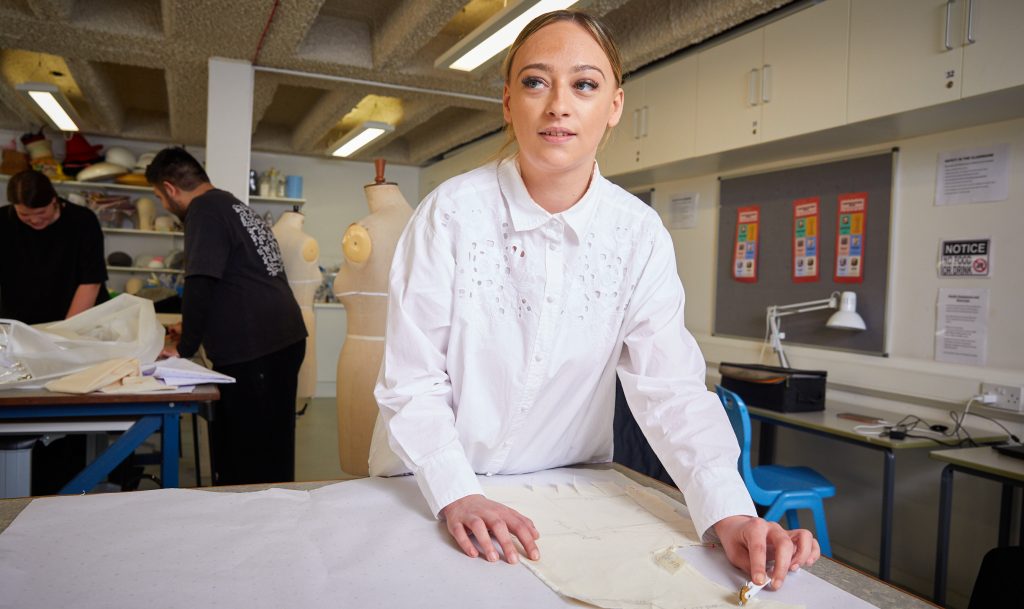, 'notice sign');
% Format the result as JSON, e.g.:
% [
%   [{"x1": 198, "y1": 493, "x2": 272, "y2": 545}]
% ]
[
  {"x1": 939, "y1": 238, "x2": 991, "y2": 277},
  {"x1": 834, "y1": 193, "x2": 866, "y2": 283},
  {"x1": 732, "y1": 206, "x2": 760, "y2": 282},
  {"x1": 669, "y1": 193, "x2": 698, "y2": 230},
  {"x1": 792, "y1": 197, "x2": 820, "y2": 282},
  {"x1": 936, "y1": 143, "x2": 1010, "y2": 206},
  {"x1": 935, "y1": 288, "x2": 989, "y2": 366}
]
